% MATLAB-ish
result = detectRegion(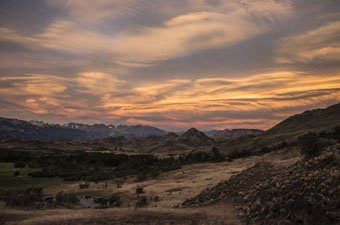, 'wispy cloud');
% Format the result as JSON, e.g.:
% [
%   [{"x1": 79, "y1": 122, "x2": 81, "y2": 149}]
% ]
[
  {"x1": 1, "y1": 71, "x2": 338, "y2": 130},
  {"x1": 276, "y1": 21, "x2": 340, "y2": 64},
  {"x1": 0, "y1": 0, "x2": 339, "y2": 130}
]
